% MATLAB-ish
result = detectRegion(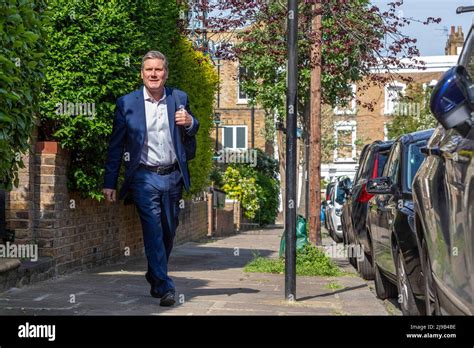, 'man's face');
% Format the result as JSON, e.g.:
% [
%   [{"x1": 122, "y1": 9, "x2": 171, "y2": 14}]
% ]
[{"x1": 141, "y1": 58, "x2": 168, "y2": 93}]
